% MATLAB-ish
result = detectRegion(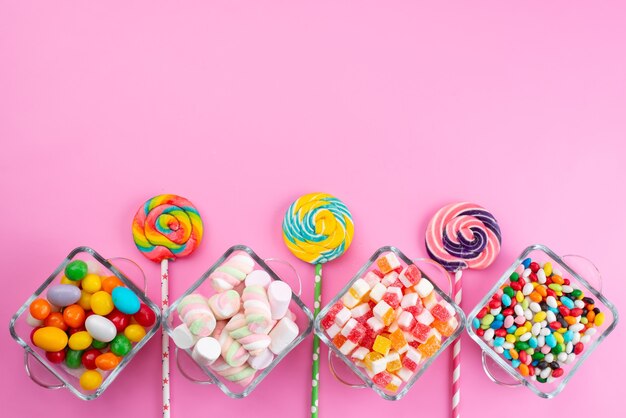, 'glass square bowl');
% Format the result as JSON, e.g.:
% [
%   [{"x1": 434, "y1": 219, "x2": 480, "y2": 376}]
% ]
[
  {"x1": 164, "y1": 245, "x2": 314, "y2": 399},
  {"x1": 314, "y1": 246, "x2": 466, "y2": 401},
  {"x1": 466, "y1": 244, "x2": 619, "y2": 398},
  {"x1": 9, "y1": 246, "x2": 162, "y2": 400}
]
